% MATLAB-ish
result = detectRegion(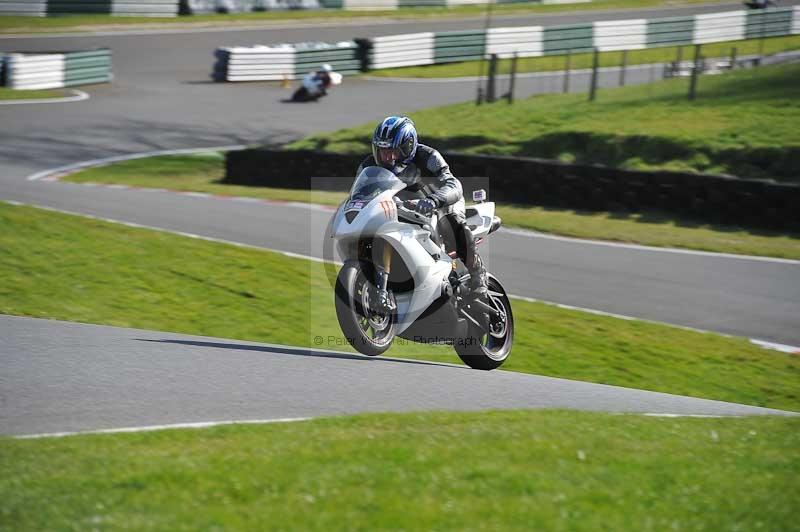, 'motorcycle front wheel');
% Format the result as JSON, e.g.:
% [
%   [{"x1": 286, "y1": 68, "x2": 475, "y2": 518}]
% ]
[
  {"x1": 454, "y1": 275, "x2": 514, "y2": 370},
  {"x1": 334, "y1": 262, "x2": 395, "y2": 357}
]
